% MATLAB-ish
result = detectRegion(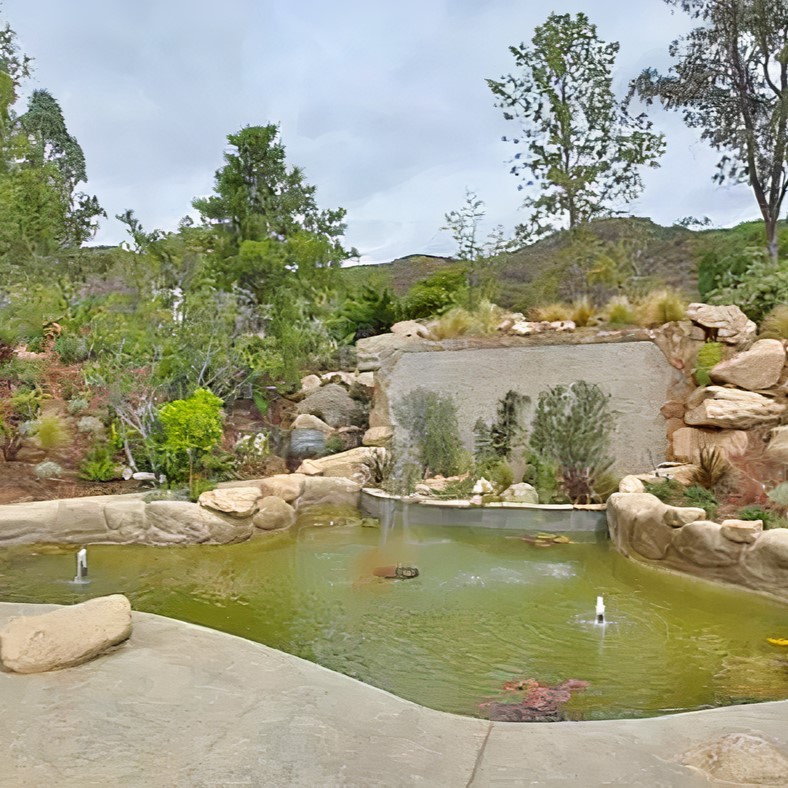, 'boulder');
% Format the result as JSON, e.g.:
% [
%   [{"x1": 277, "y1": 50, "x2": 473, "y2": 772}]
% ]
[
  {"x1": 606, "y1": 493, "x2": 705, "y2": 560},
  {"x1": 362, "y1": 426, "x2": 393, "y2": 446},
  {"x1": 104, "y1": 499, "x2": 148, "y2": 542},
  {"x1": 660, "y1": 400, "x2": 686, "y2": 420},
  {"x1": 299, "y1": 373, "x2": 322, "y2": 393},
  {"x1": 765, "y1": 425, "x2": 788, "y2": 464},
  {"x1": 355, "y1": 333, "x2": 413, "y2": 372},
  {"x1": 320, "y1": 370, "x2": 356, "y2": 387},
  {"x1": 198, "y1": 487, "x2": 261, "y2": 518},
  {"x1": 296, "y1": 446, "x2": 386, "y2": 483},
  {"x1": 681, "y1": 733, "x2": 788, "y2": 786},
  {"x1": 144, "y1": 501, "x2": 253, "y2": 545},
  {"x1": 720, "y1": 519, "x2": 763, "y2": 544},
  {"x1": 252, "y1": 496, "x2": 296, "y2": 531},
  {"x1": 501, "y1": 482, "x2": 539, "y2": 504},
  {"x1": 291, "y1": 413, "x2": 335, "y2": 435},
  {"x1": 684, "y1": 386, "x2": 785, "y2": 429},
  {"x1": 355, "y1": 371, "x2": 375, "y2": 390},
  {"x1": 390, "y1": 320, "x2": 431, "y2": 339},
  {"x1": 258, "y1": 473, "x2": 305, "y2": 503},
  {"x1": 686, "y1": 303, "x2": 757, "y2": 345},
  {"x1": 618, "y1": 475, "x2": 645, "y2": 494},
  {"x1": 671, "y1": 426, "x2": 748, "y2": 463},
  {"x1": 742, "y1": 528, "x2": 788, "y2": 585},
  {"x1": 0, "y1": 595, "x2": 132, "y2": 674},
  {"x1": 297, "y1": 383, "x2": 365, "y2": 428},
  {"x1": 288, "y1": 428, "x2": 326, "y2": 459},
  {"x1": 297, "y1": 477, "x2": 361, "y2": 510},
  {"x1": 672, "y1": 521, "x2": 743, "y2": 567},
  {"x1": 710, "y1": 338, "x2": 786, "y2": 390}
]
